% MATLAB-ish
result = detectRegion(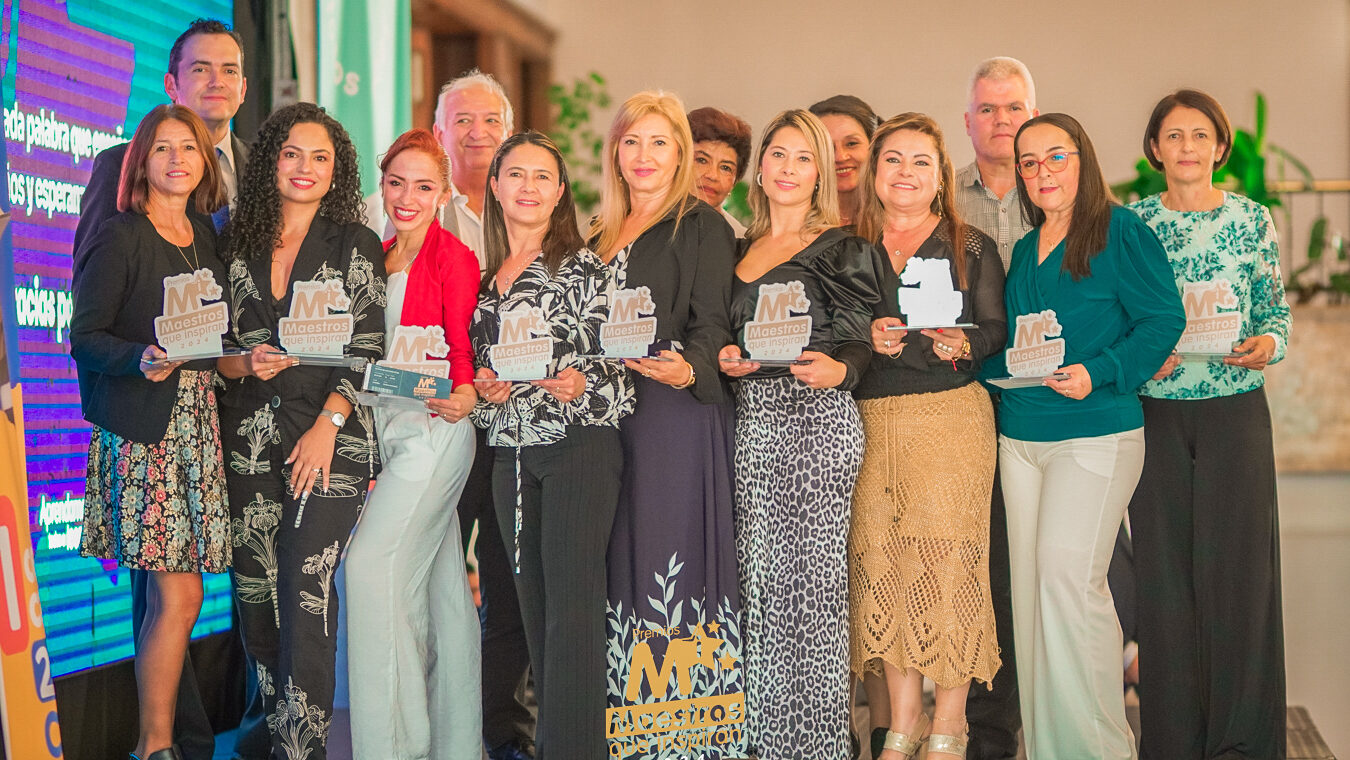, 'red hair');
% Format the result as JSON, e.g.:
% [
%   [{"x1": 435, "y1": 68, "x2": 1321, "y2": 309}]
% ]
[{"x1": 379, "y1": 128, "x2": 450, "y2": 188}]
